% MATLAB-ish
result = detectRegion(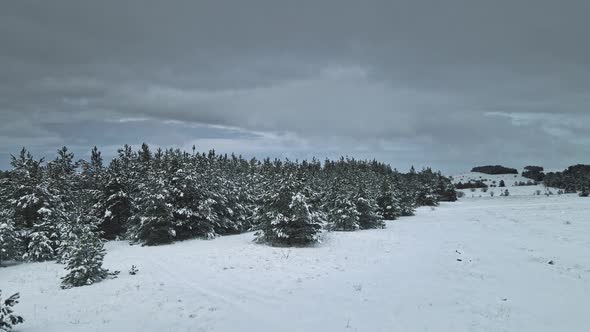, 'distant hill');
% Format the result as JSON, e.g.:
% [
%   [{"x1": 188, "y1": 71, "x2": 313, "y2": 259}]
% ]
[{"x1": 471, "y1": 165, "x2": 518, "y2": 175}]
